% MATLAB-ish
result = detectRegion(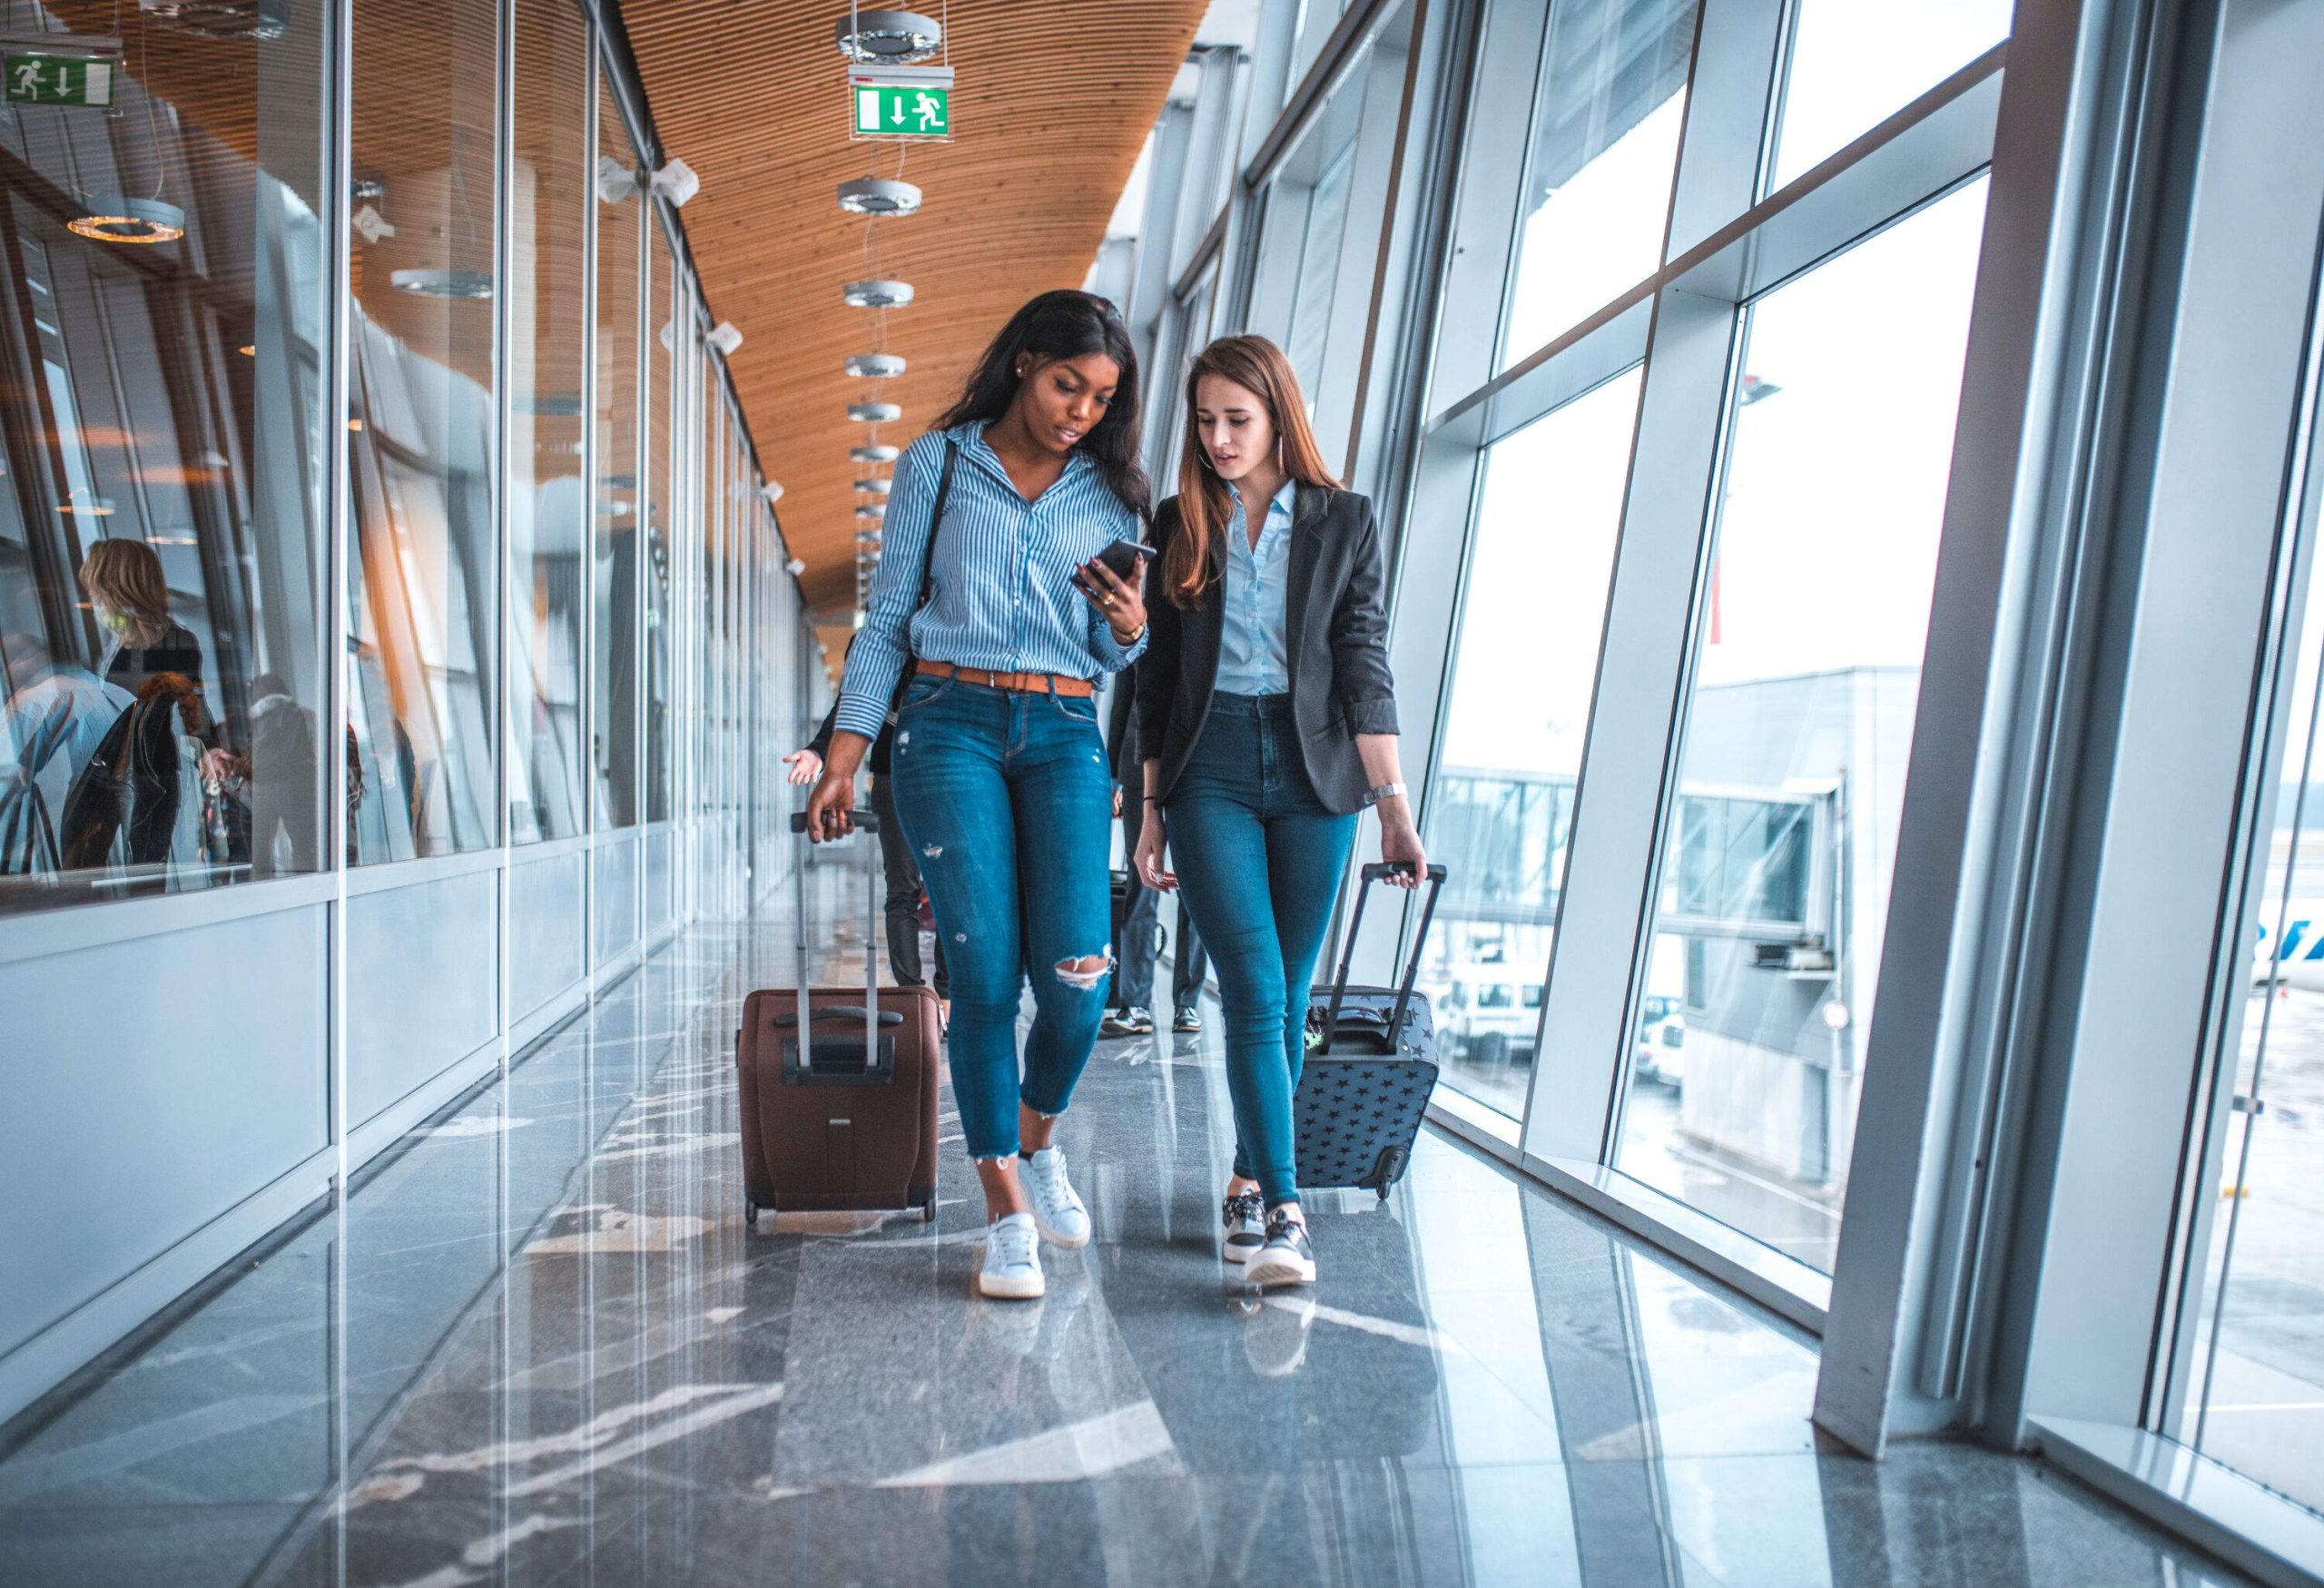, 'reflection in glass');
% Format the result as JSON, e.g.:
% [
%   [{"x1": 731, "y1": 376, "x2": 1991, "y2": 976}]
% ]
[
  {"x1": 592, "y1": 90, "x2": 640, "y2": 831},
  {"x1": 345, "y1": 0, "x2": 500, "y2": 862},
  {"x1": 1616, "y1": 179, "x2": 1990, "y2": 1270},
  {"x1": 1420, "y1": 370, "x2": 1641, "y2": 1117},
  {"x1": 1499, "y1": 0, "x2": 1695, "y2": 367},
  {"x1": 1769, "y1": 0, "x2": 2011, "y2": 192},
  {"x1": 0, "y1": 3, "x2": 330, "y2": 910},
  {"x1": 507, "y1": 0, "x2": 590, "y2": 844},
  {"x1": 2180, "y1": 421, "x2": 2324, "y2": 1516},
  {"x1": 645, "y1": 227, "x2": 674, "y2": 825}
]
